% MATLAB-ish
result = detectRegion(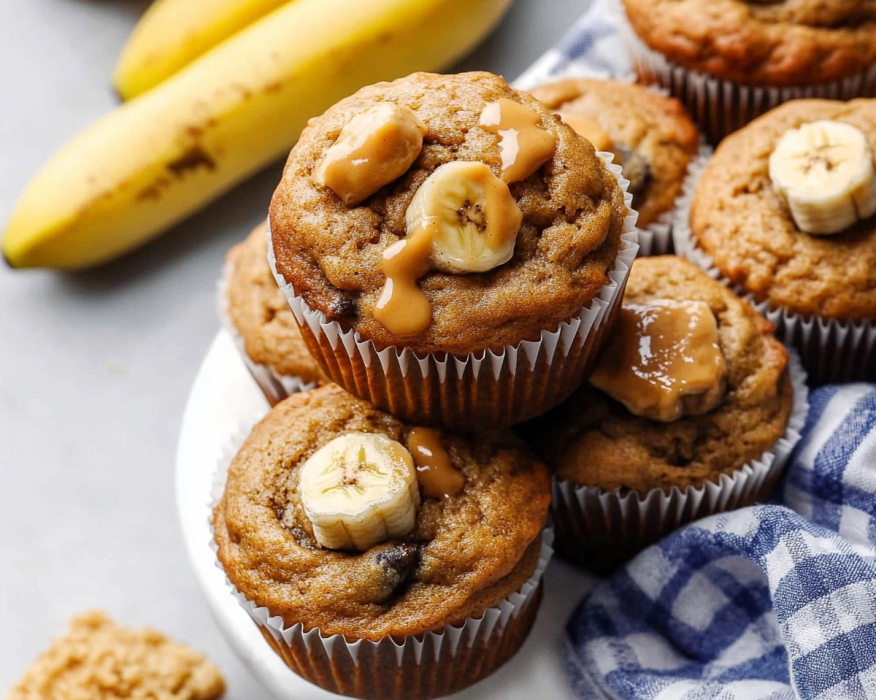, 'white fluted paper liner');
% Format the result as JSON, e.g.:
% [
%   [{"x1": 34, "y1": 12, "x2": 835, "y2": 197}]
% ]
[
  {"x1": 552, "y1": 350, "x2": 808, "y2": 573},
  {"x1": 216, "y1": 263, "x2": 319, "y2": 406},
  {"x1": 612, "y1": 1, "x2": 876, "y2": 145},
  {"x1": 672, "y1": 153, "x2": 876, "y2": 384},
  {"x1": 208, "y1": 424, "x2": 554, "y2": 698},
  {"x1": 267, "y1": 152, "x2": 639, "y2": 429}
]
